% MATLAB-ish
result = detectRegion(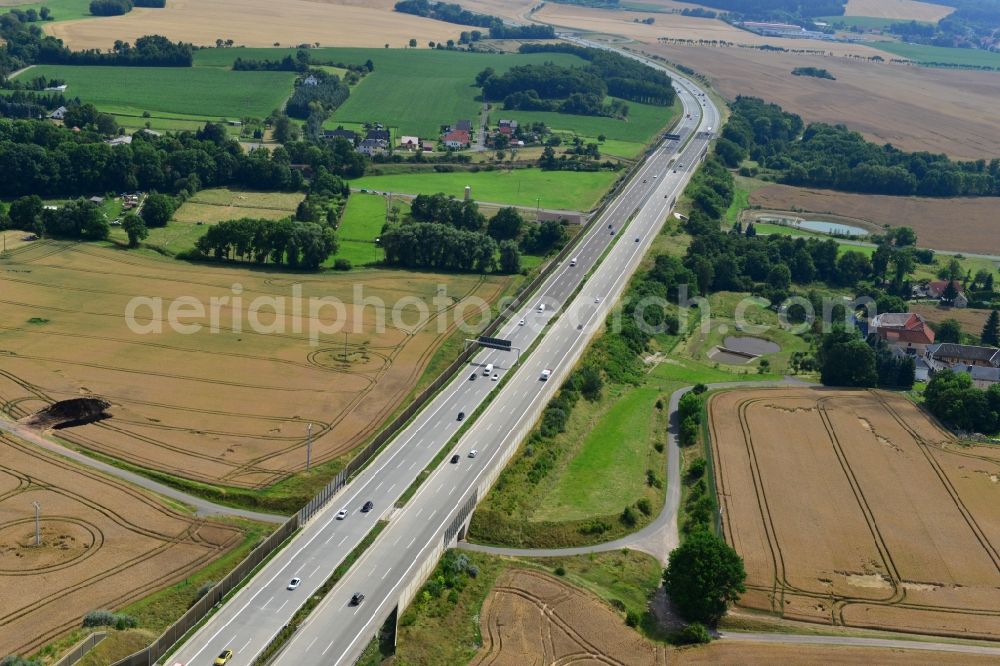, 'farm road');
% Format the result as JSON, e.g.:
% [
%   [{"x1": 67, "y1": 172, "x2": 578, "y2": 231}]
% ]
[
  {"x1": 719, "y1": 632, "x2": 1000, "y2": 657},
  {"x1": 0, "y1": 417, "x2": 285, "y2": 524}
]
